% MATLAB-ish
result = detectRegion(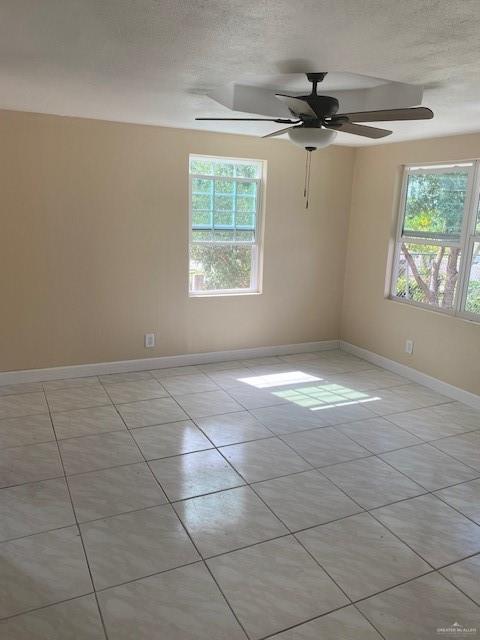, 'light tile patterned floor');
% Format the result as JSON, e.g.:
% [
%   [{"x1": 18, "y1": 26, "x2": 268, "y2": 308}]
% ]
[{"x1": 0, "y1": 349, "x2": 479, "y2": 639}]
